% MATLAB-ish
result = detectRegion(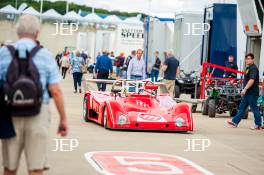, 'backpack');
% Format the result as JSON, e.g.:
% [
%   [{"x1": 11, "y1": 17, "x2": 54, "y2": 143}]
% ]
[
  {"x1": 55, "y1": 54, "x2": 61, "y2": 66},
  {"x1": 114, "y1": 57, "x2": 121, "y2": 67},
  {"x1": 3, "y1": 45, "x2": 43, "y2": 117}
]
